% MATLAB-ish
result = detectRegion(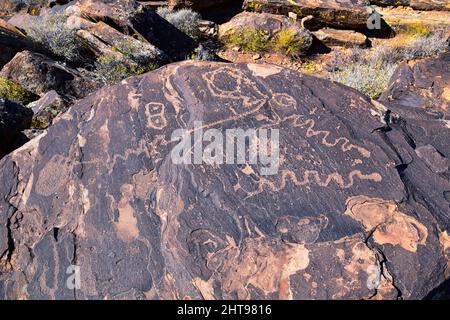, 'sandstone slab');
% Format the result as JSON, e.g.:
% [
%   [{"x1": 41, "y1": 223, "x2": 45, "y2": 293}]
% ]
[
  {"x1": 313, "y1": 28, "x2": 368, "y2": 47},
  {"x1": 0, "y1": 62, "x2": 448, "y2": 299}
]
